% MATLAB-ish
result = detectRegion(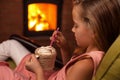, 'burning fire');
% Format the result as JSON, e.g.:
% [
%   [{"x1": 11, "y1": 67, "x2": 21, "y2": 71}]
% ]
[{"x1": 28, "y1": 3, "x2": 57, "y2": 31}]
